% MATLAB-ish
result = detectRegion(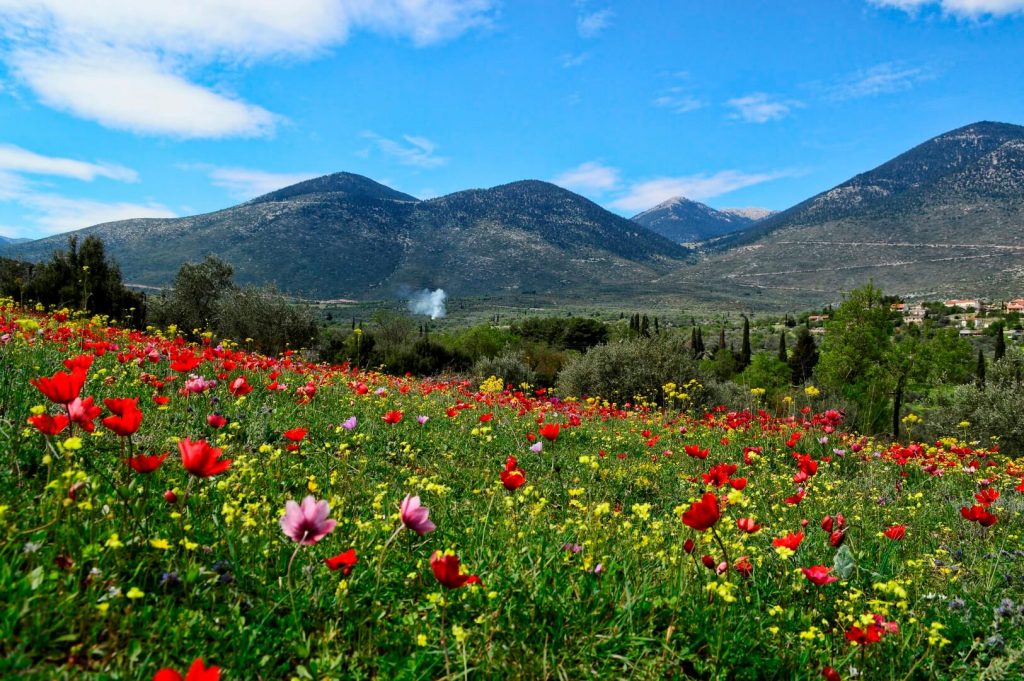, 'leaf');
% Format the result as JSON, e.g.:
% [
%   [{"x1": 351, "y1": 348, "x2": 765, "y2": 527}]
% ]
[{"x1": 834, "y1": 544, "x2": 856, "y2": 580}]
